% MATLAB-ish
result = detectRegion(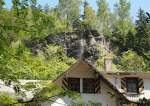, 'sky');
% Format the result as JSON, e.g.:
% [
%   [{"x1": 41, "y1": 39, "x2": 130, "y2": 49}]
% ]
[{"x1": 4, "y1": 0, "x2": 150, "y2": 21}]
